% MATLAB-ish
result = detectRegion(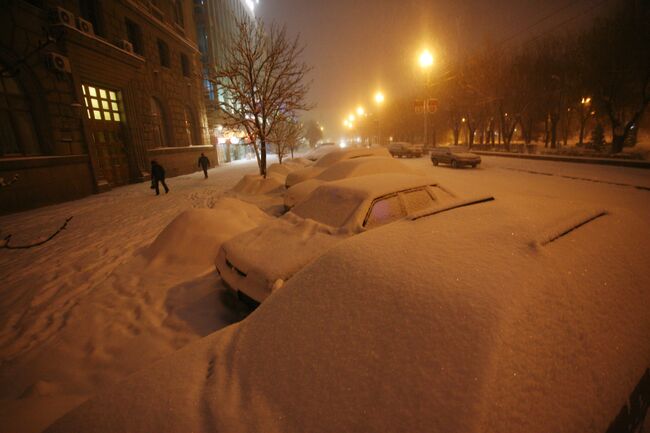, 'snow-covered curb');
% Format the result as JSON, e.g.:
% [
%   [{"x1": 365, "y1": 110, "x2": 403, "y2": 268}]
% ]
[{"x1": 471, "y1": 151, "x2": 650, "y2": 169}]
